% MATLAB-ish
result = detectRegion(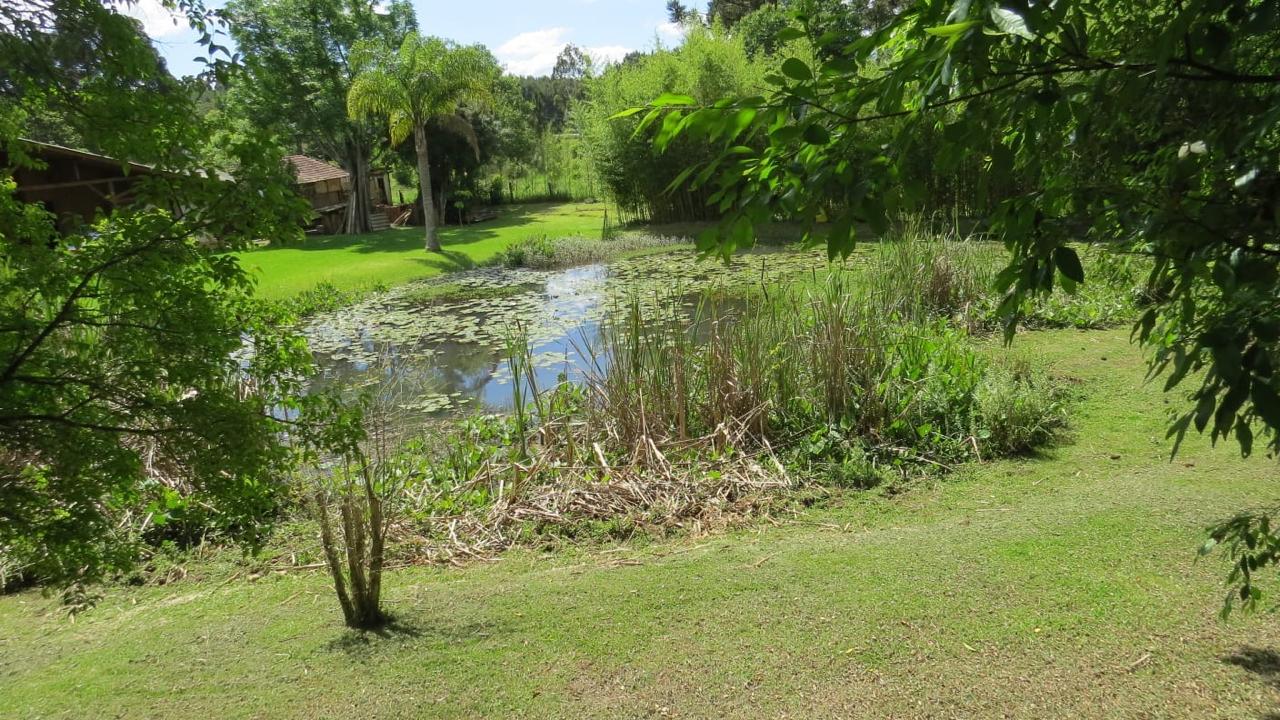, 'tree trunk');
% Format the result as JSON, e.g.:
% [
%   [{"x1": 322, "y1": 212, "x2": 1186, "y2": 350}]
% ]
[
  {"x1": 439, "y1": 181, "x2": 449, "y2": 228},
  {"x1": 414, "y1": 123, "x2": 440, "y2": 252},
  {"x1": 342, "y1": 137, "x2": 374, "y2": 236},
  {"x1": 313, "y1": 490, "x2": 356, "y2": 627}
]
